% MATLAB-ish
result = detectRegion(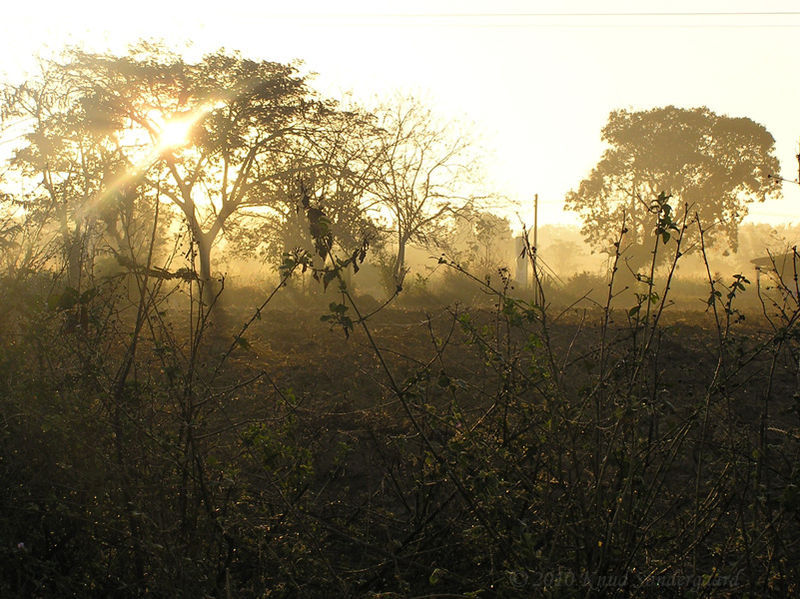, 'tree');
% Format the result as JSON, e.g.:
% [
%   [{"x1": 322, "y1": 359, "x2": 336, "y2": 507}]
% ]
[
  {"x1": 447, "y1": 207, "x2": 513, "y2": 279},
  {"x1": 231, "y1": 107, "x2": 382, "y2": 273},
  {"x1": 2, "y1": 43, "x2": 372, "y2": 302},
  {"x1": 1, "y1": 69, "x2": 154, "y2": 289},
  {"x1": 565, "y1": 106, "x2": 781, "y2": 273},
  {"x1": 369, "y1": 98, "x2": 486, "y2": 286}
]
